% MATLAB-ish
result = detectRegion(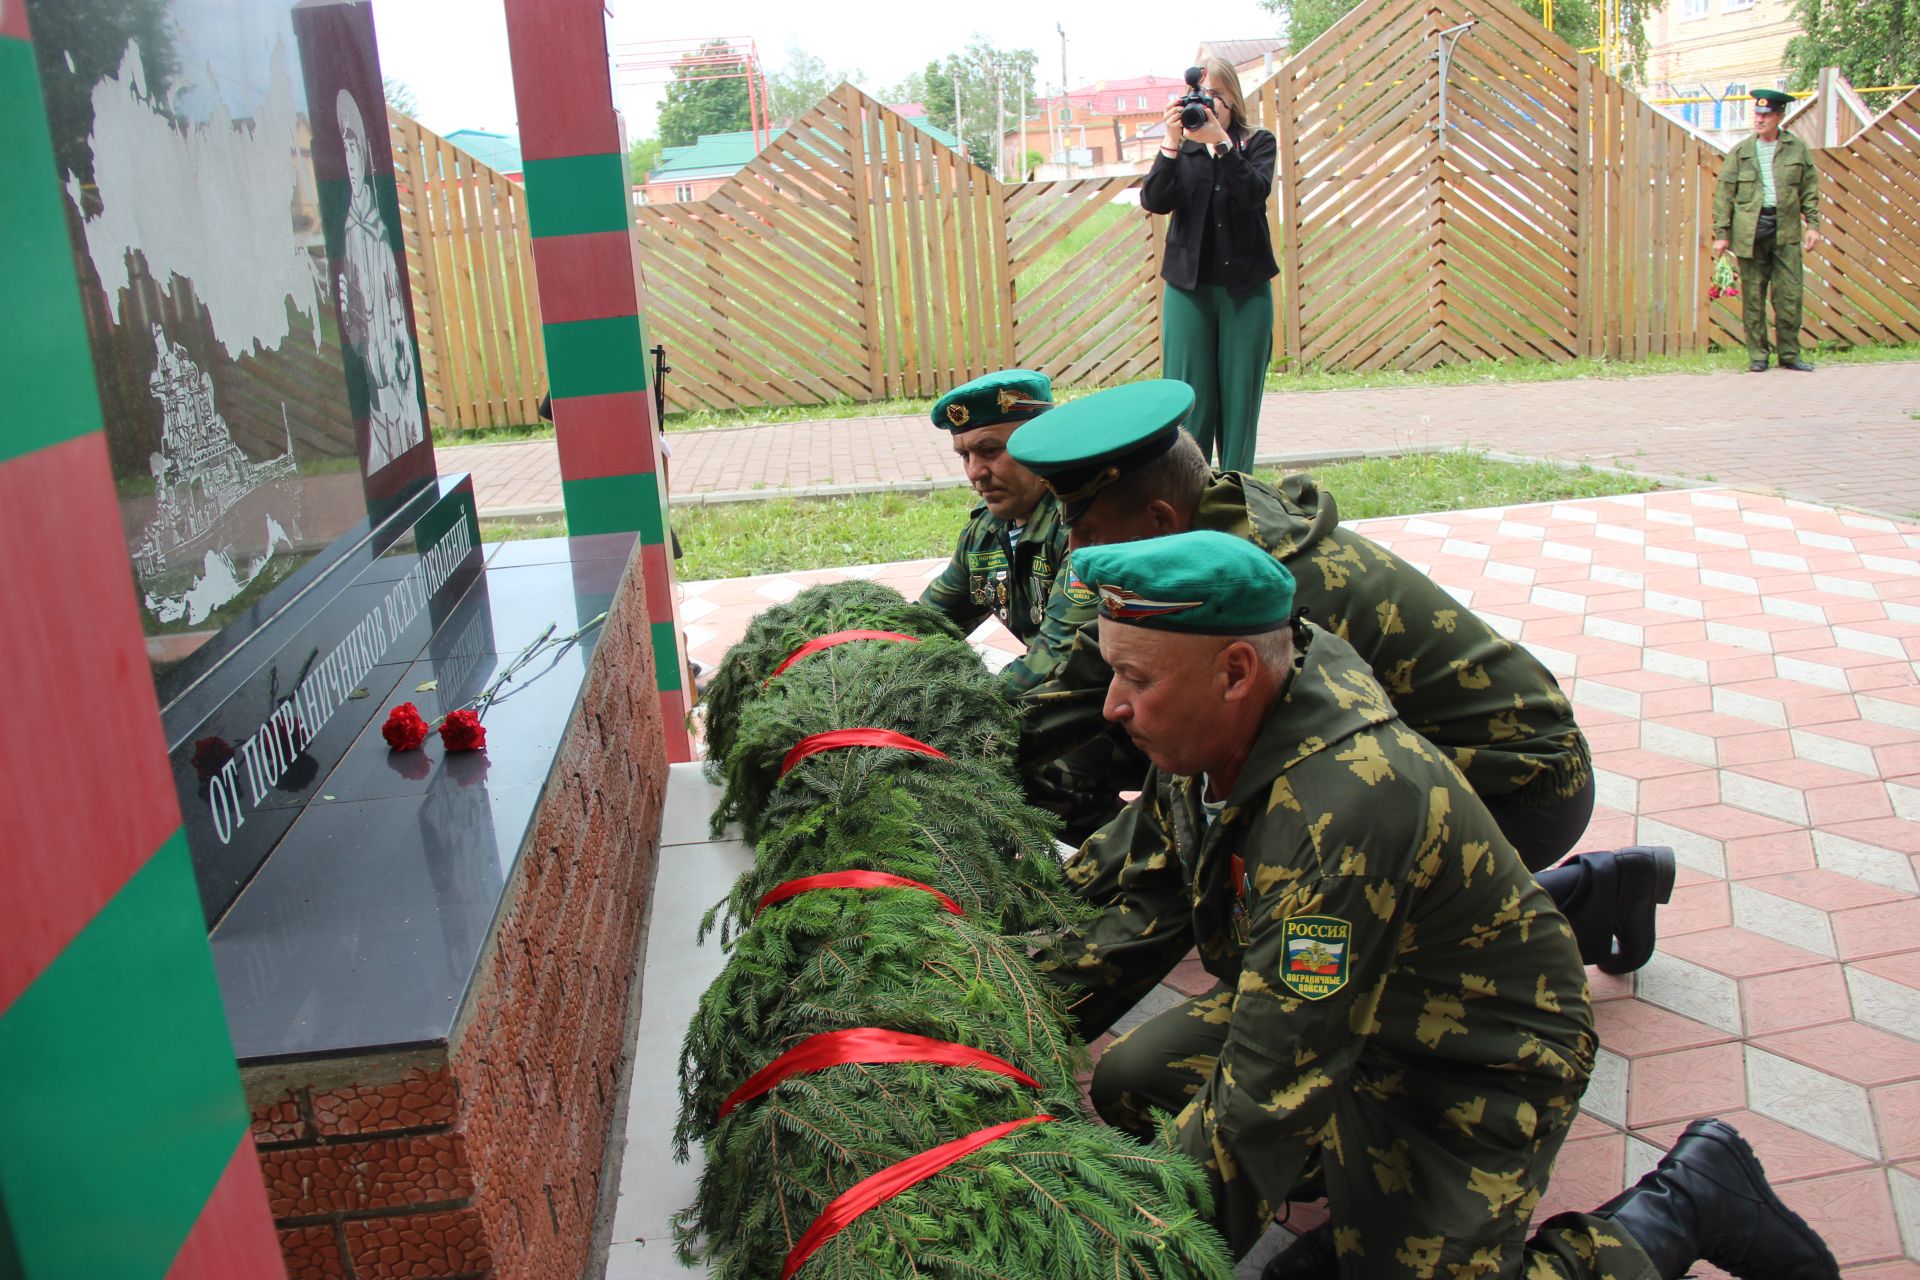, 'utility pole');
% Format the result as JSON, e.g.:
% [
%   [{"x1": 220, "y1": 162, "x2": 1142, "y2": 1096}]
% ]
[
  {"x1": 993, "y1": 59, "x2": 1006, "y2": 179},
  {"x1": 952, "y1": 69, "x2": 966, "y2": 160},
  {"x1": 1057, "y1": 22, "x2": 1073, "y2": 177}
]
